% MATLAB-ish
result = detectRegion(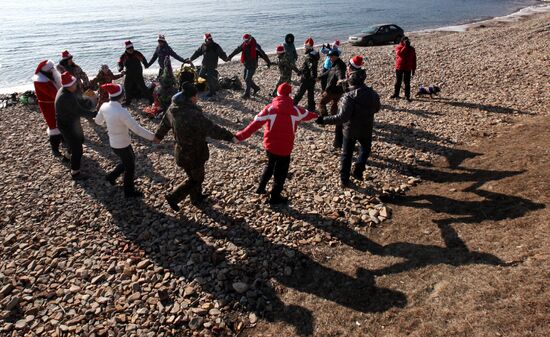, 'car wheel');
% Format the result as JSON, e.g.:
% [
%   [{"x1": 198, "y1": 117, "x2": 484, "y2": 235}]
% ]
[
  {"x1": 366, "y1": 39, "x2": 374, "y2": 46},
  {"x1": 394, "y1": 36, "x2": 402, "y2": 44}
]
